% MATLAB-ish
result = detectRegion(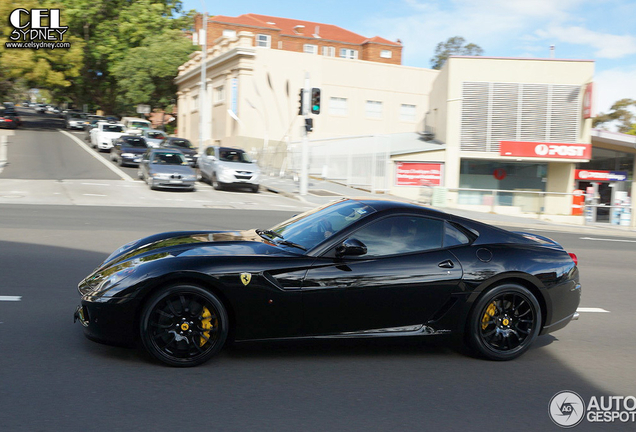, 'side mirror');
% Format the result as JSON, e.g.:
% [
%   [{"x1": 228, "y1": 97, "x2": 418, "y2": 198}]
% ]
[{"x1": 335, "y1": 238, "x2": 367, "y2": 257}]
